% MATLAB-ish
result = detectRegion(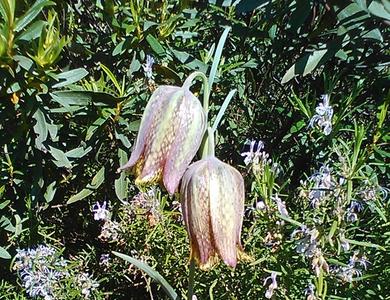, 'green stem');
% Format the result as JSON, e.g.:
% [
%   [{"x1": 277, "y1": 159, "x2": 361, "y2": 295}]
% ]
[
  {"x1": 200, "y1": 127, "x2": 215, "y2": 159},
  {"x1": 183, "y1": 71, "x2": 212, "y2": 159},
  {"x1": 187, "y1": 258, "x2": 196, "y2": 300},
  {"x1": 182, "y1": 71, "x2": 210, "y2": 115},
  {"x1": 207, "y1": 127, "x2": 215, "y2": 157}
]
